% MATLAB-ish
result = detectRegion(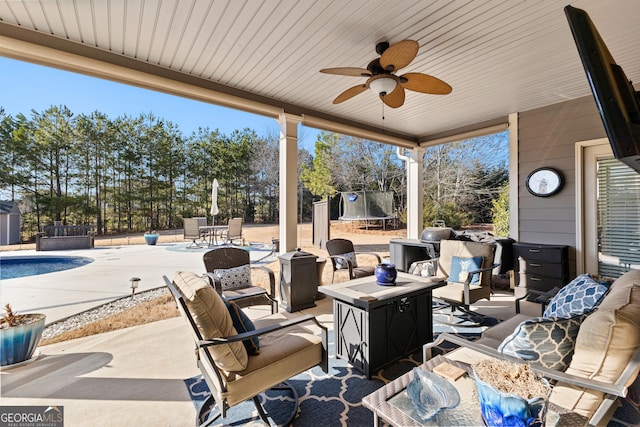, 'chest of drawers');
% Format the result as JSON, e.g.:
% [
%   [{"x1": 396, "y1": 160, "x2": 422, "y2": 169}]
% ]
[{"x1": 513, "y1": 243, "x2": 569, "y2": 299}]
